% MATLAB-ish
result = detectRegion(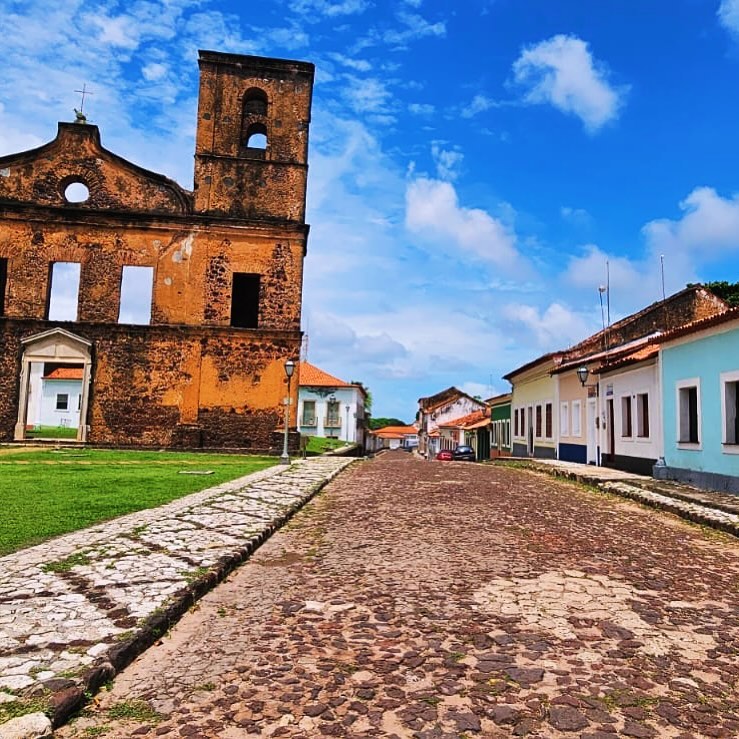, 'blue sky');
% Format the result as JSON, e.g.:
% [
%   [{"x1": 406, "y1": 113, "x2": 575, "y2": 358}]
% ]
[{"x1": 2, "y1": 0, "x2": 739, "y2": 421}]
